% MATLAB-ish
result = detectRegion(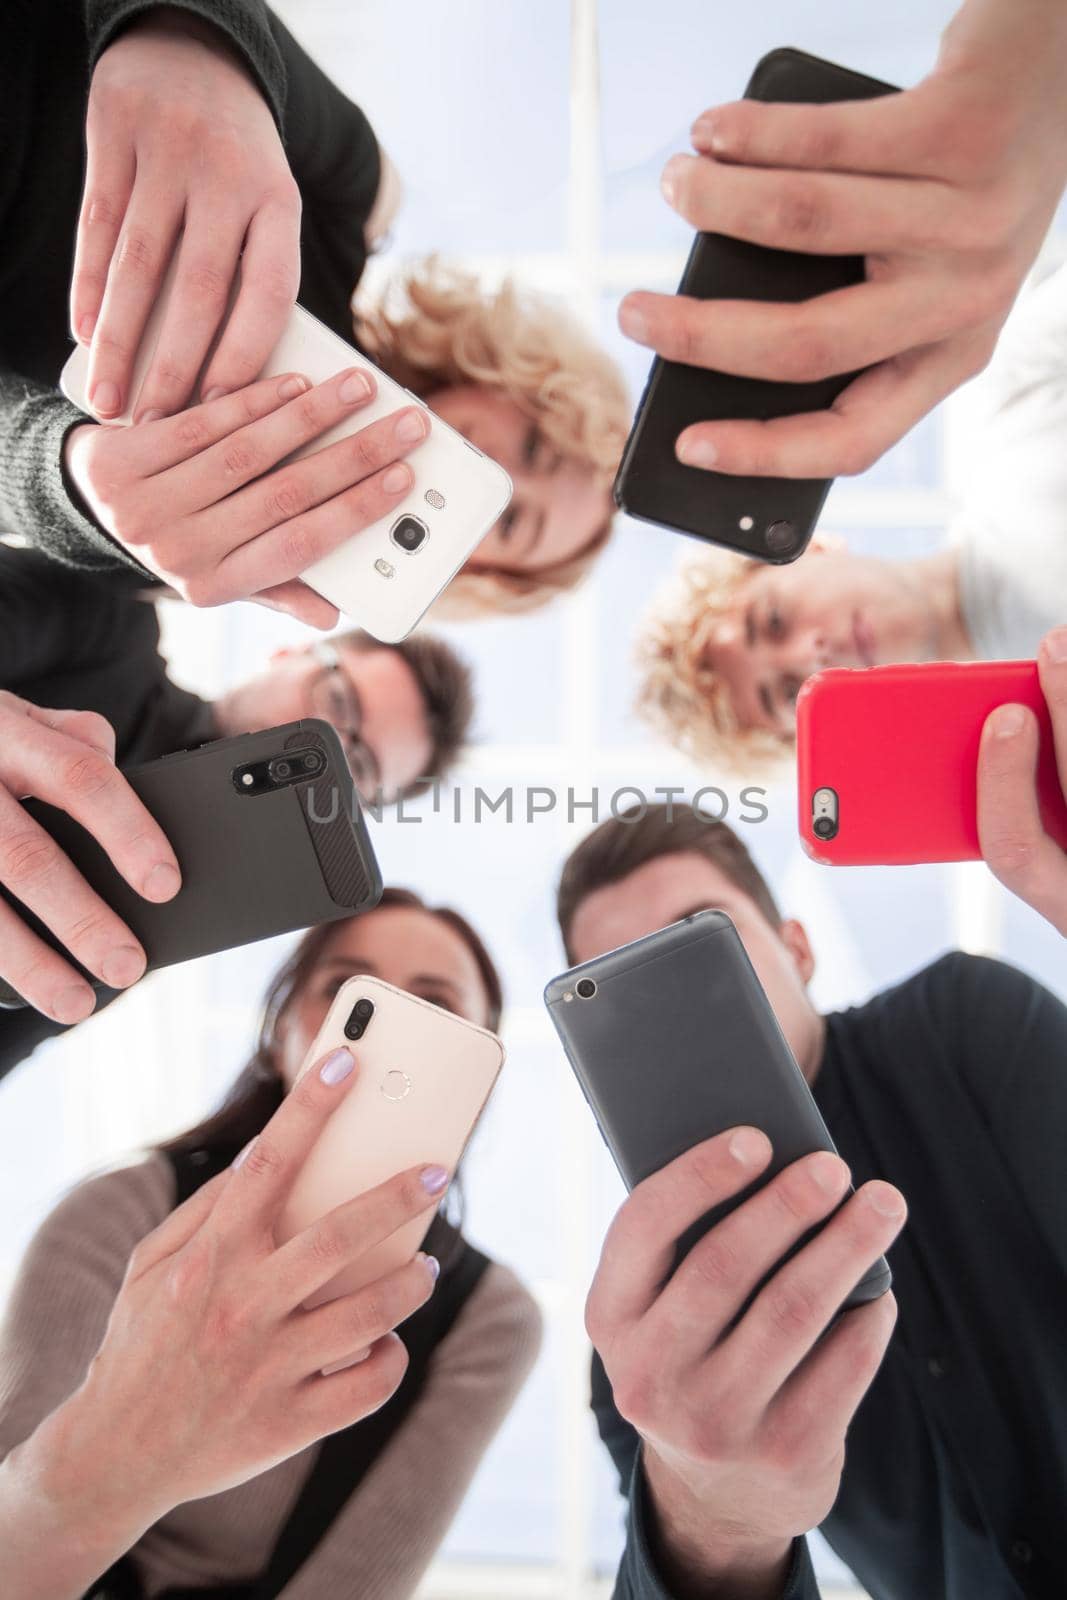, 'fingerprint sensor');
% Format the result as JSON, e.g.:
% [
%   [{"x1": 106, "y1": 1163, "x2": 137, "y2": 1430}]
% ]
[{"x1": 381, "y1": 1070, "x2": 412, "y2": 1101}]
